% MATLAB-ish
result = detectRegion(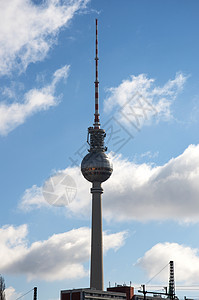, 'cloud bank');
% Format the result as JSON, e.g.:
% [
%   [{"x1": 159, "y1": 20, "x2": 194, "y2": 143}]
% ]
[
  {"x1": 104, "y1": 73, "x2": 187, "y2": 129},
  {"x1": 137, "y1": 242, "x2": 199, "y2": 284},
  {"x1": 0, "y1": 224, "x2": 126, "y2": 281},
  {"x1": 0, "y1": 0, "x2": 89, "y2": 75},
  {"x1": 20, "y1": 144, "x2": 199, "y2": 223},
  {"x1": 0, "y1": 65, "x2": 70, "y2": 135},
  {"x1": 0, "y1": 0, "x2": 89, "y2": 135}
]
